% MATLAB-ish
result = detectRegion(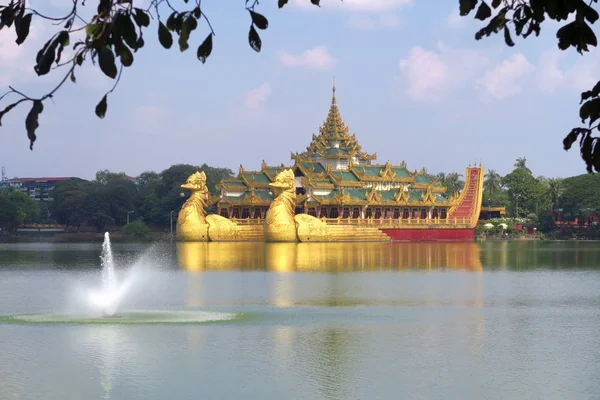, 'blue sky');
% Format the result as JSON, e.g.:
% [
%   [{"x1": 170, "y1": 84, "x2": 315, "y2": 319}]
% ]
[{"x1": 0, "y1": 0, "x2": 596, "y2": 180}]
